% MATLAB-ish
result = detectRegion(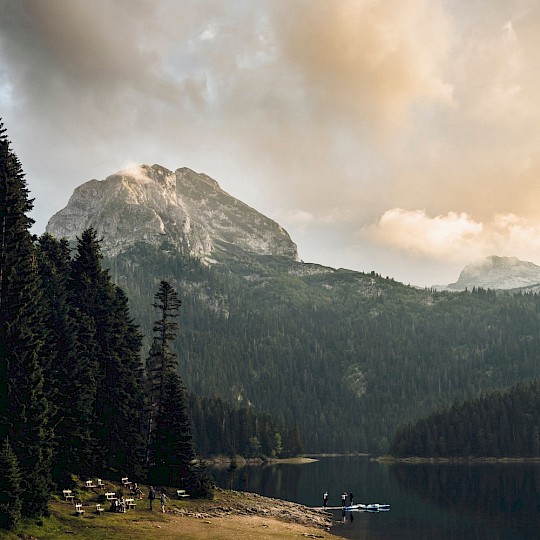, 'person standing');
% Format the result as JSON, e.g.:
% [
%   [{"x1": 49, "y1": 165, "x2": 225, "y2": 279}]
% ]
[
  {"x1": 323, "y1": 491, "x2": 329, "y2": 507},
  {"x1": 160, "y1": 490, "x2": 169, "y2": 513},
  {"x1": 349, "y1": 492, "x2": 354, "y2": 506},
  {"x1": 148, "y1": 486, "x2": 156, "y2": 511},
  {"x1": 341, "y1": 492, "x2": 347, "y2": 507}
]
